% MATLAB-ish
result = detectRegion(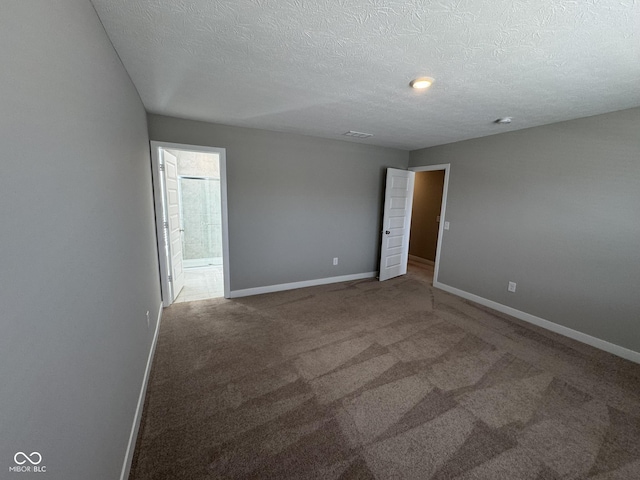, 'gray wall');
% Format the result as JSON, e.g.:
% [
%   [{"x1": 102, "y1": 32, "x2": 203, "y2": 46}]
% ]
[
  {"x1": 148, "y1": 115, "x2": 409, "y2": 291},
  {"x1": 0, "y1": 2, "x2": 161, "y2": 479},
  {"x1": 410, "y1": 108, "x2": 640, "y2": 353}
]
